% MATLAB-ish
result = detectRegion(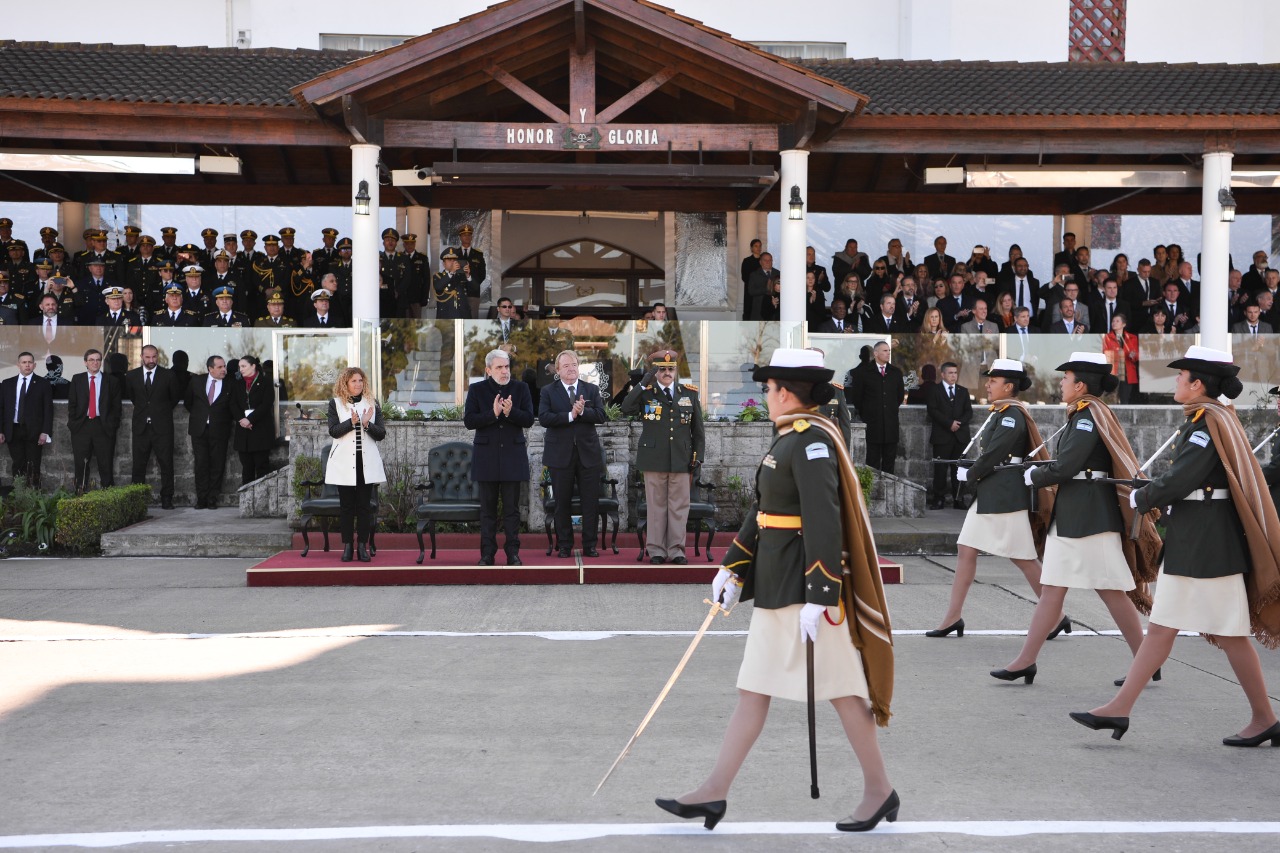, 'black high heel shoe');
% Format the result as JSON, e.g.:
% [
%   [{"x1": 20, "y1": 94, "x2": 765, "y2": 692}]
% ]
[
  {"x1": 1113, "y1": 667, "x2": 1162, "y2": 687},
  {"x1": 924, "y1": 619, "x2": 964, "y2": 638},
  {"x1": 1222, "y1": 720, "x2": 1280, "y2": 747},
  {"x1": 1046, "y1": 616, "x2": 1072, "y2": 640},
  {"x1": 340, "y1": 543, "x2": 354, "y2": 563},
  {"x1": 1069, "y1": 710, "x2": 1129, "y2": 740},
  {"x1": 990, "y1": 663, "x2": 1037, "y2": 684},
  {"x1": 836, "y1": 790, "x2": 900, "y2": 832},
  {"x1": 655, "y1": 798, "x2": 727, "y2": 830}
]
